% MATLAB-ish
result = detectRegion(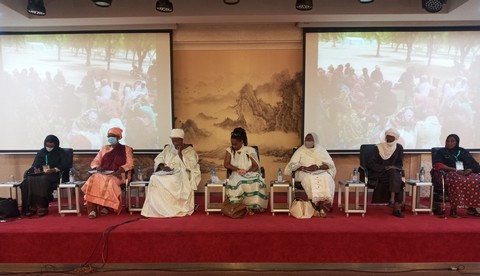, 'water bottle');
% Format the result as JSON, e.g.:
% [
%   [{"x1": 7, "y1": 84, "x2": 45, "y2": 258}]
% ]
[
  {"x1": 277, "y1": 168, "x2": 283, "y2": 183},
  {"x1": 210, "y1": 166, "x2": 217, "y2": 183},
  {"x1": 419, "y1": 166, "x2": 425, "y2": 182},
  {"x1": 352, "y1": 167, "x2": 358, "y2": 182},
  {"x1": 69, "y1": 168, "x2": 75, "y2": 183},
  {"x1": 136, "y1": 165, "x2": 143, "y2": 181}
]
